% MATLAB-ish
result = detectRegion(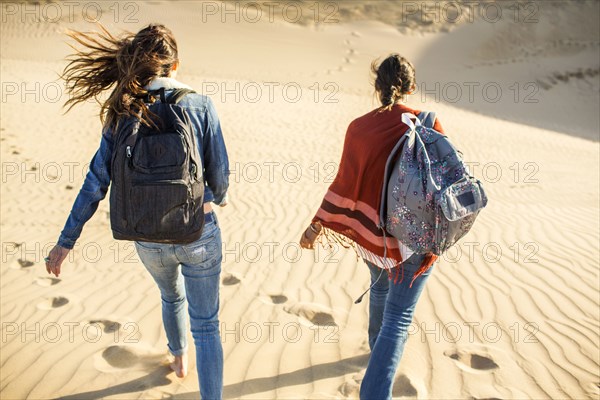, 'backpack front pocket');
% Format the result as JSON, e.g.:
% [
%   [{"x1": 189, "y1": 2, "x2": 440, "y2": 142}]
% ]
[
  {"x1": 438, "y1": 177, "x2": 487, "y2": 222},
  {"x1": 132, "y1": 133, "x2": 188, "y2": 174},
  {"x1": 129, "y1": 180, "x2": 191, "y2": 237}
]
